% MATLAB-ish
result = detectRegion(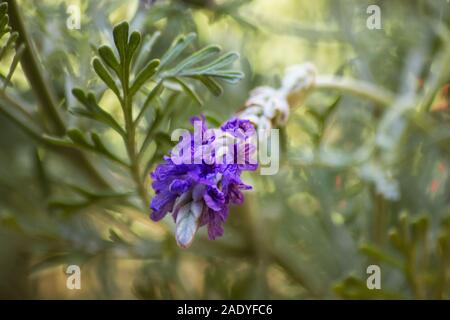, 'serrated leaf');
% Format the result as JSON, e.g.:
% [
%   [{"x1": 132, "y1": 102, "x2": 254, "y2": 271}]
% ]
[
  {"x1": 130, "y1": 59, "x2": 160, "y2": 96},
  {"x1": 92, "y1": 58, "x2": 120, "y2": 97}
]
